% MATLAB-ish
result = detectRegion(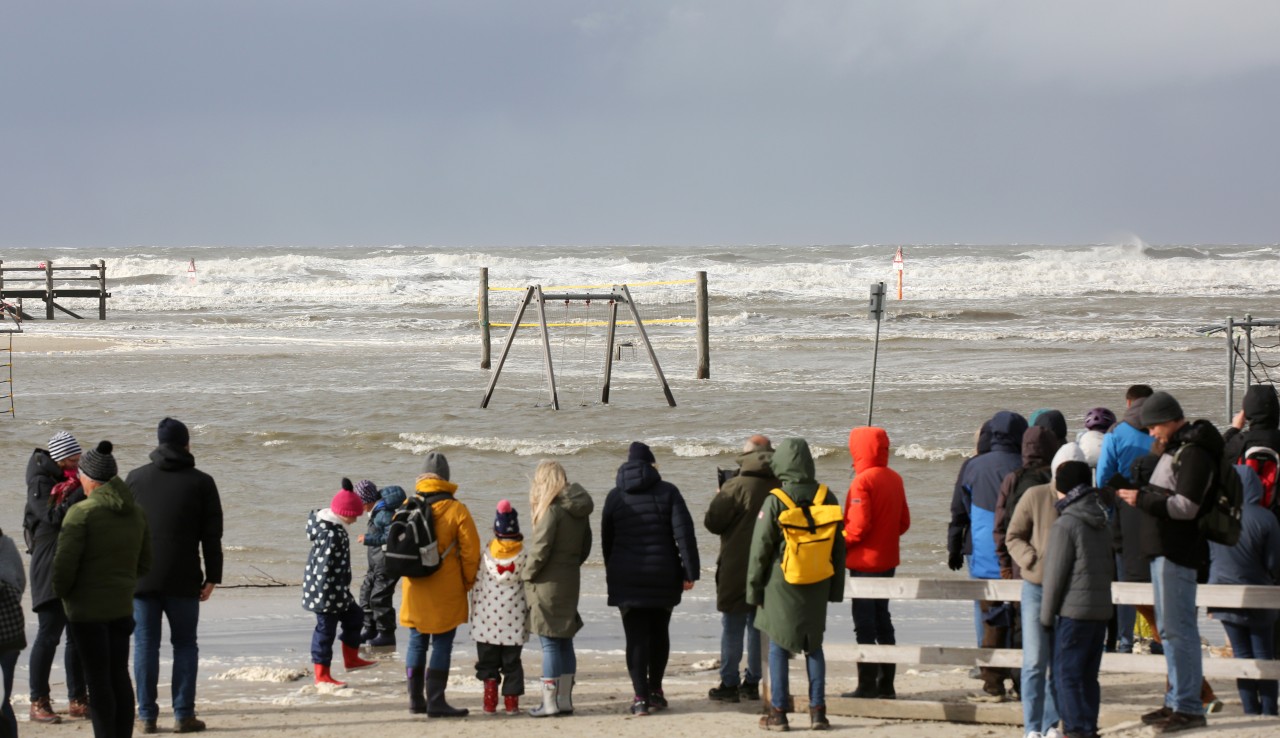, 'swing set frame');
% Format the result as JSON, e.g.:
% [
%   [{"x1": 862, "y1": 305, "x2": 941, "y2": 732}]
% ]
[{"x1": 479, "y1": 284, "x2": 676, "y2": 410}]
